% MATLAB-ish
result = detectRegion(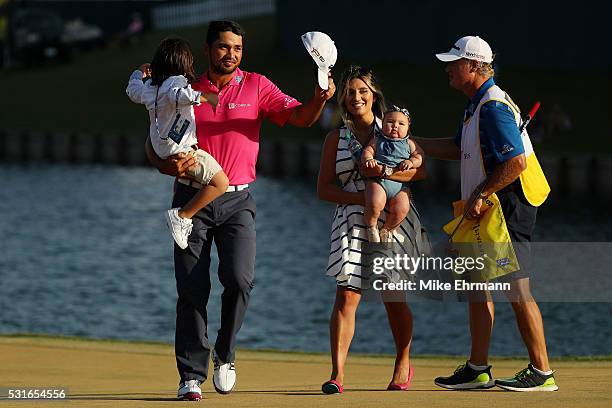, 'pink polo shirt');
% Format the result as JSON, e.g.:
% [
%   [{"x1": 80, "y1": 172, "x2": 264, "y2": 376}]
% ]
[{"x1": 191, "y1": 68, "x2": 301, "y2": 185}]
